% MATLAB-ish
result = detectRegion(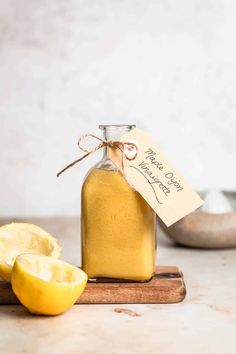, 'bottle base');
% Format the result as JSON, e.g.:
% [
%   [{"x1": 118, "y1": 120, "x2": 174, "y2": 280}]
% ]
[{"x1": 87, "y1": 274, "x2": 154, "y2": 283}]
